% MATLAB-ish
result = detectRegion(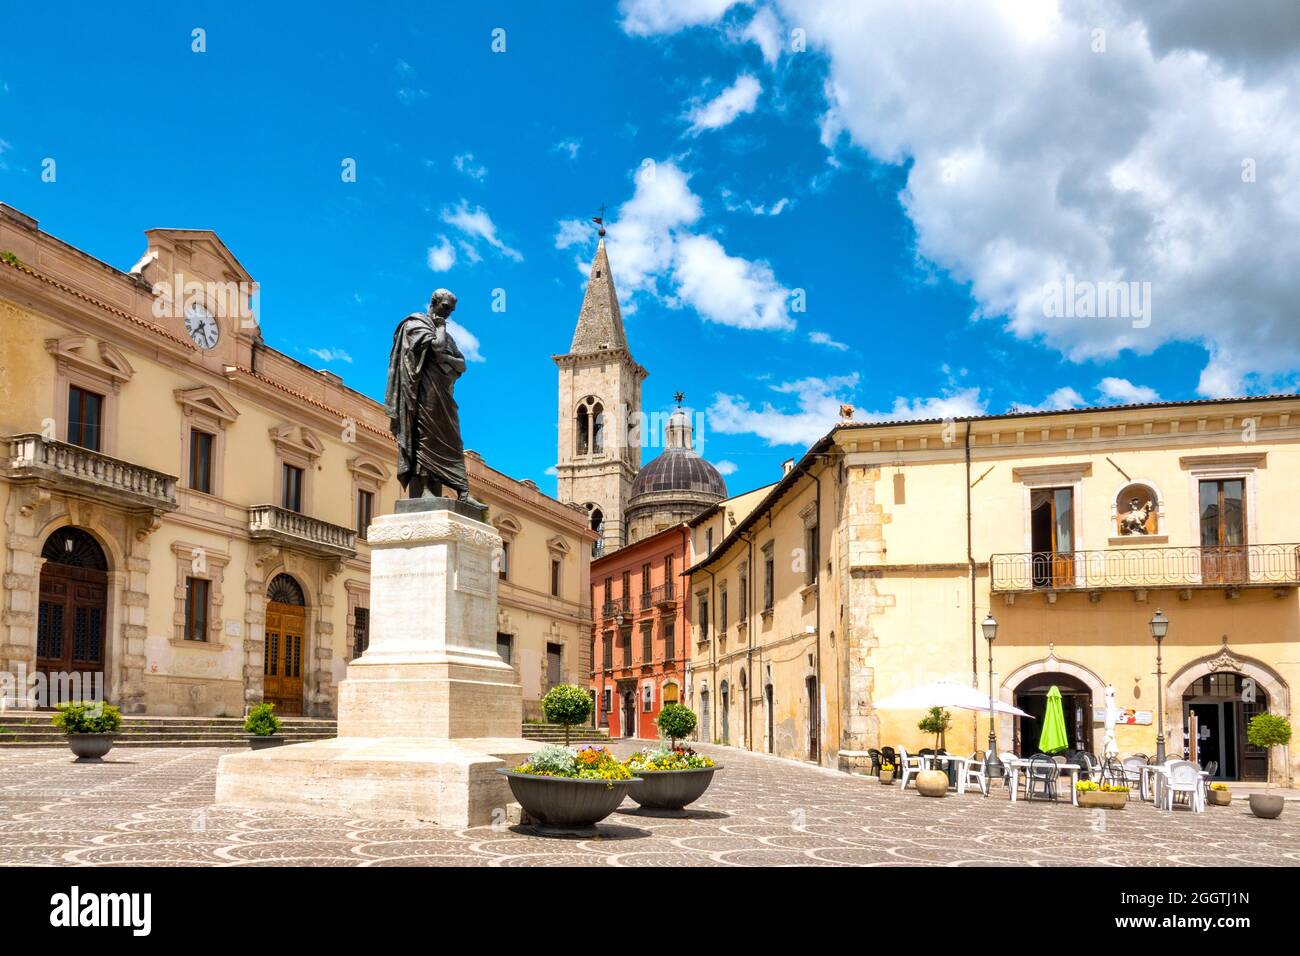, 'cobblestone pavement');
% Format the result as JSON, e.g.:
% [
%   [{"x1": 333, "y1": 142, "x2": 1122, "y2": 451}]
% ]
[{"x1": 1, "y1": 743, "x2": 1297, "y2": 866}]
